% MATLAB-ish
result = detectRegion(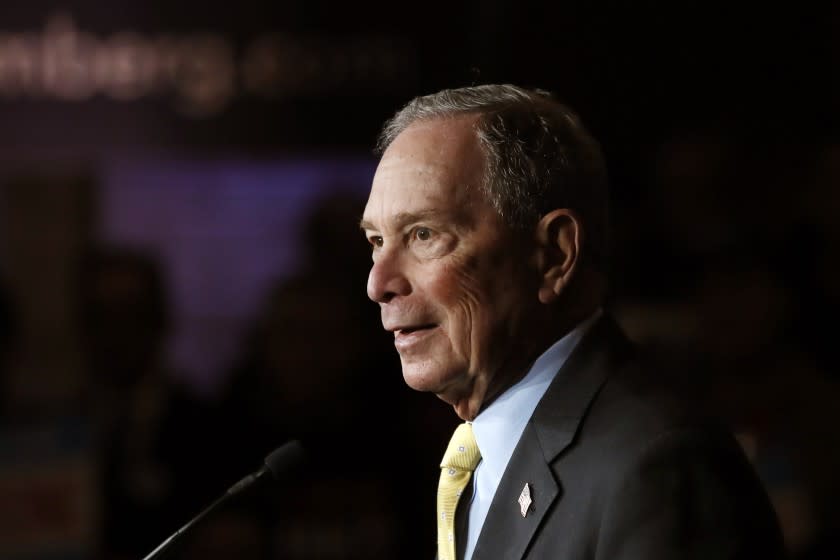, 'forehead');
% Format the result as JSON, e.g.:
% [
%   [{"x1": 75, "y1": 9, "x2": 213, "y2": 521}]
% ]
[{"x1": 363, "y1": 116, "x2": 487, "y2": 227}]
